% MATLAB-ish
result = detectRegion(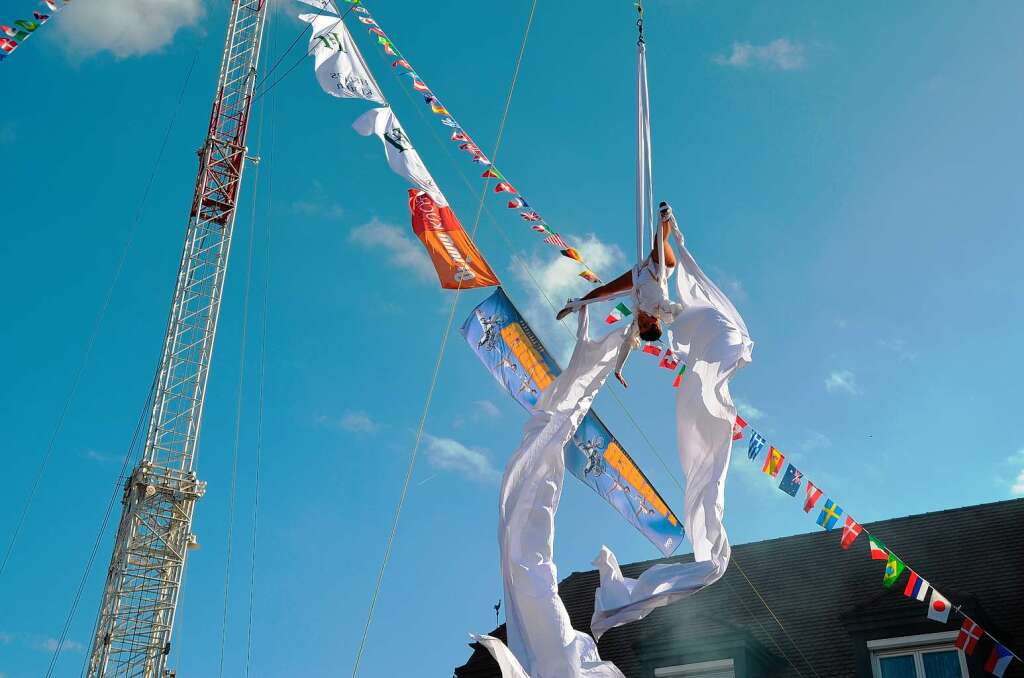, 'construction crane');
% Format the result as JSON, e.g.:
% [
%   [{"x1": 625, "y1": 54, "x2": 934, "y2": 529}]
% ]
[{"x1": 86, "y1": 0, "x2": 269, "y2": 675}]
